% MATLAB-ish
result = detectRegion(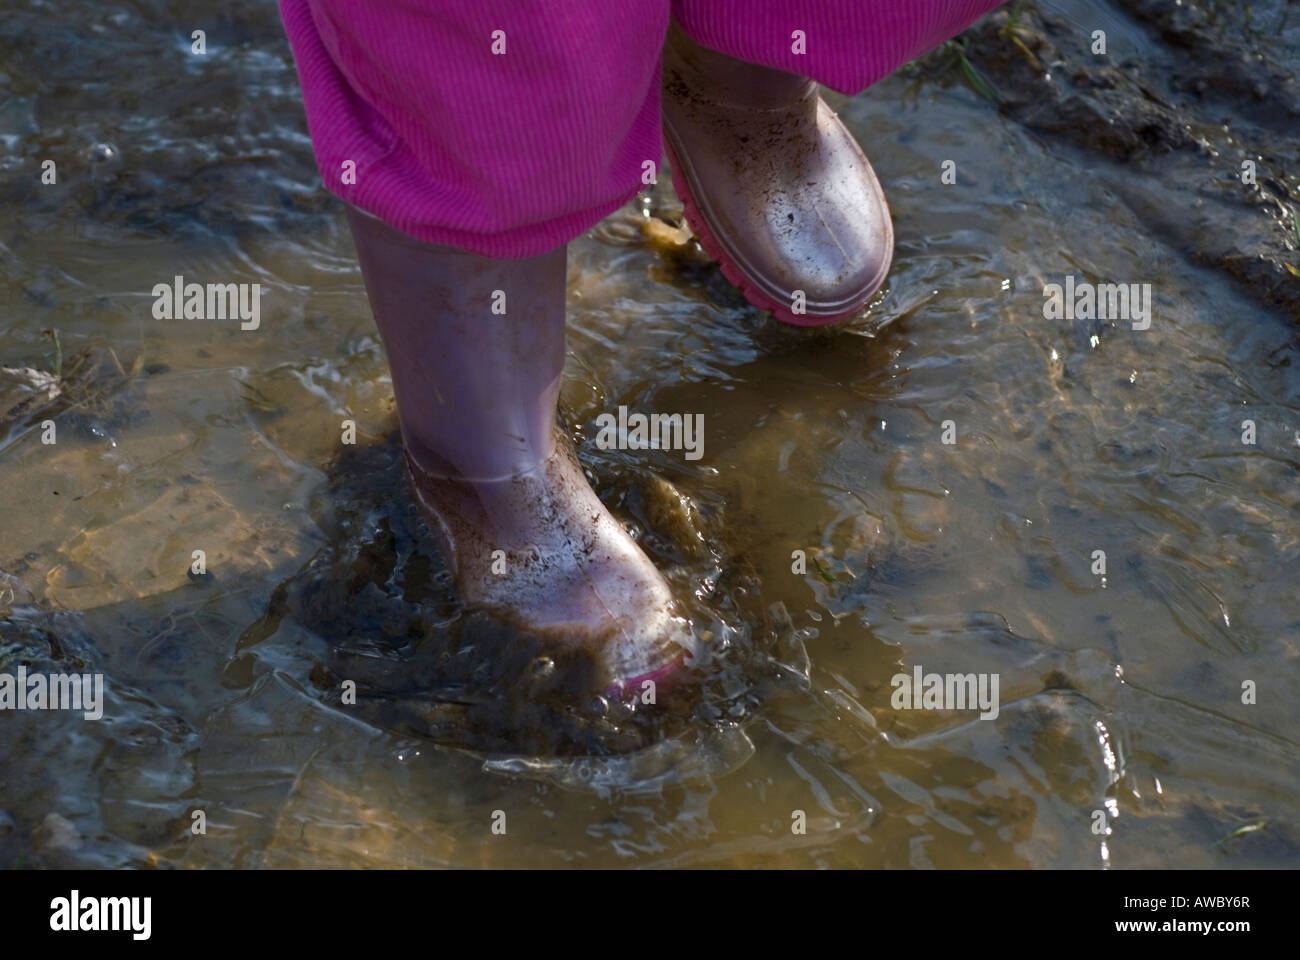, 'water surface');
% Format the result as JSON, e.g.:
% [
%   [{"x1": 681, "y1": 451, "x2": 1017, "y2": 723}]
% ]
[{"x1": 1, "y1": 0, "x2": 1298, "y2": 868}]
